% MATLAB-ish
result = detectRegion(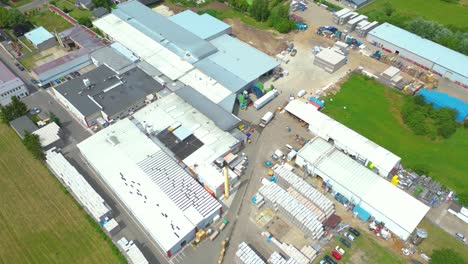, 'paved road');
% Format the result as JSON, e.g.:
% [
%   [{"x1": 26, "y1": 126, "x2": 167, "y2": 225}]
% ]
[
  {"x1": 18, "y1": 0, "x2": 49, "y2": 12},
  {"x1": 0, "y1": 45, "x2": 38, "y2": 95}
]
